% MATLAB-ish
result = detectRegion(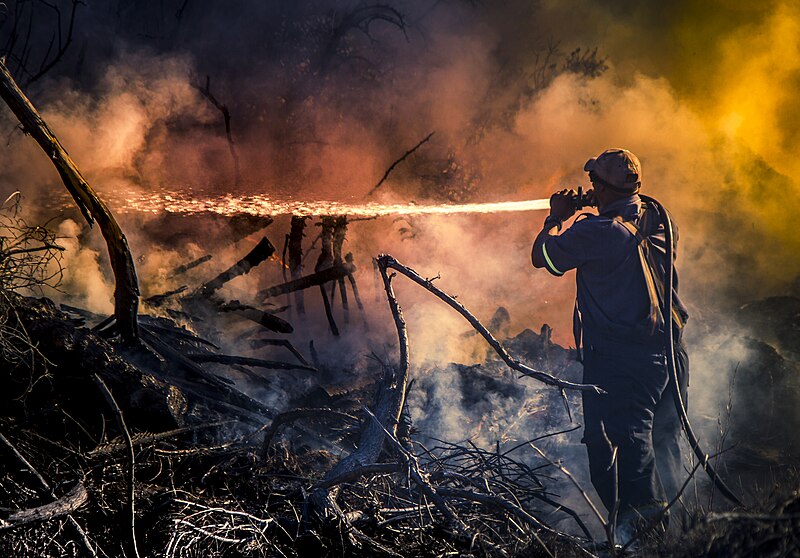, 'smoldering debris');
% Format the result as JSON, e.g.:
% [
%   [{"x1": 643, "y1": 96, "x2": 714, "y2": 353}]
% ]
[
  {"x1": 2, "y1": 219, "x2": 800, "y2": 557},
  {"x1": 0, "y1": 240, "x2": 602, "y2": 557}
]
